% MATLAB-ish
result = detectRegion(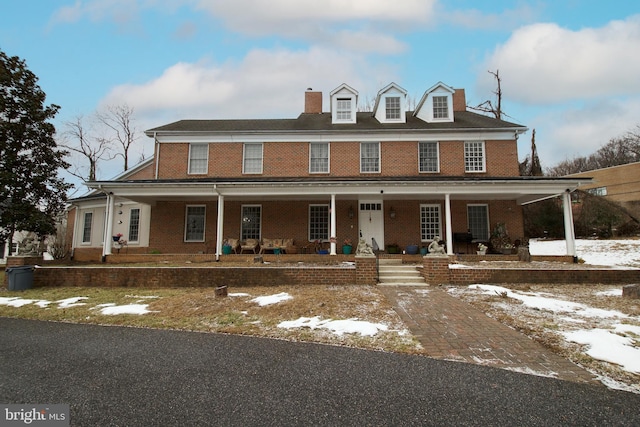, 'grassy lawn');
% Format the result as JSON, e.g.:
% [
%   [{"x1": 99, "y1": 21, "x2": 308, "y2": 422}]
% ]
[{"x1": 0, "y1": 284, "x2": 422, "y2": 354}]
